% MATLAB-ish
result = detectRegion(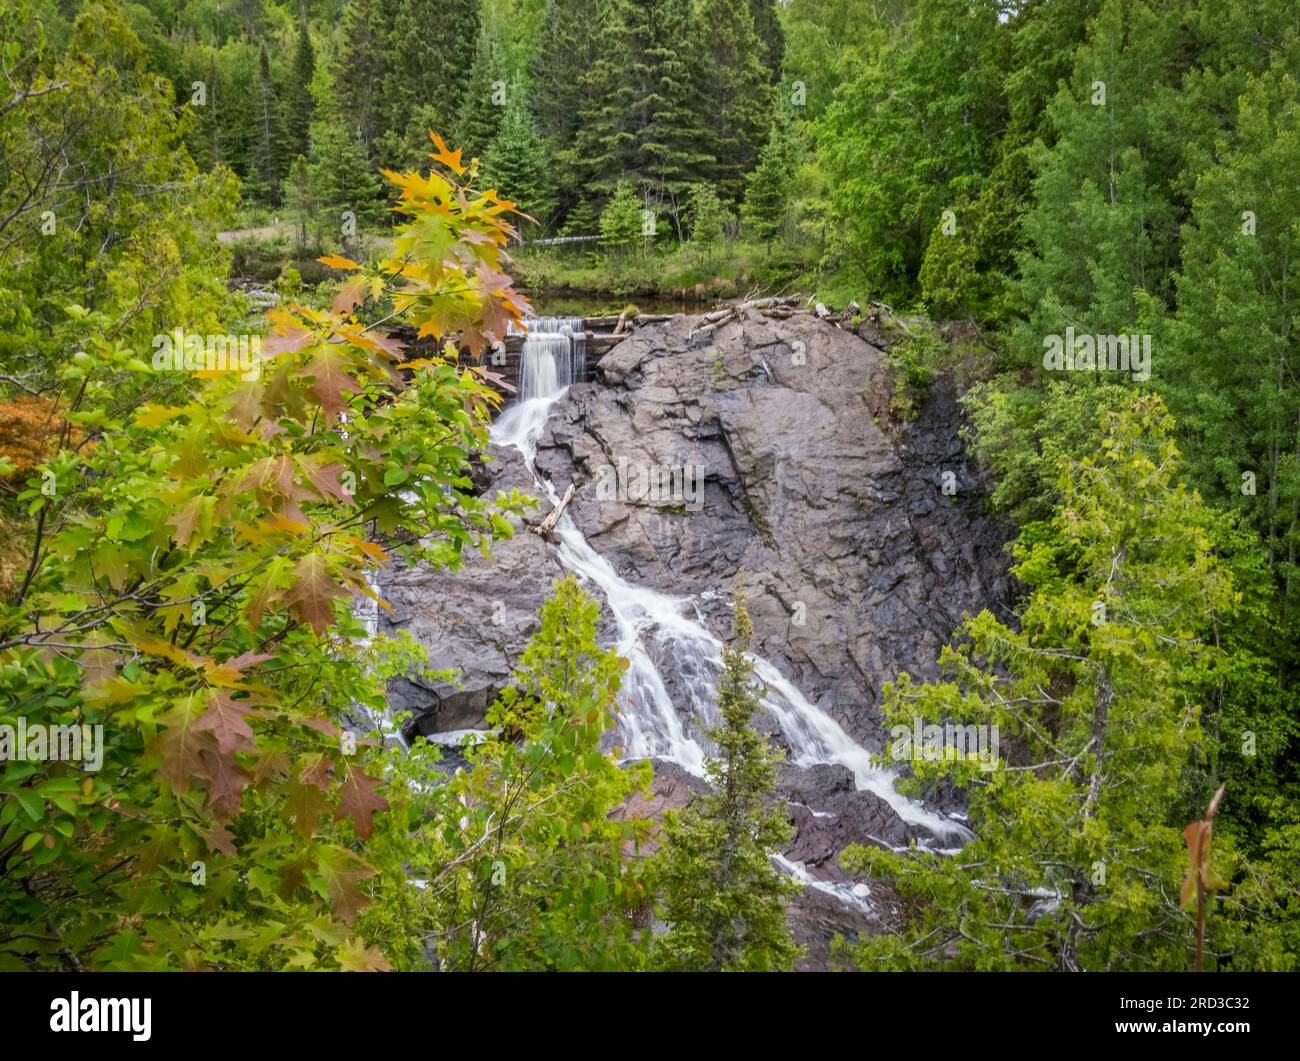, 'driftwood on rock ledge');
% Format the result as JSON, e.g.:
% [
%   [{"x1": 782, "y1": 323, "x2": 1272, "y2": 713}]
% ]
[
  {"x1": 686, "y1": 295, "x2": 806, "y2": 340},
  {"x1": 532, "y1": 482, "x2": 575, "y2": 539}
]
